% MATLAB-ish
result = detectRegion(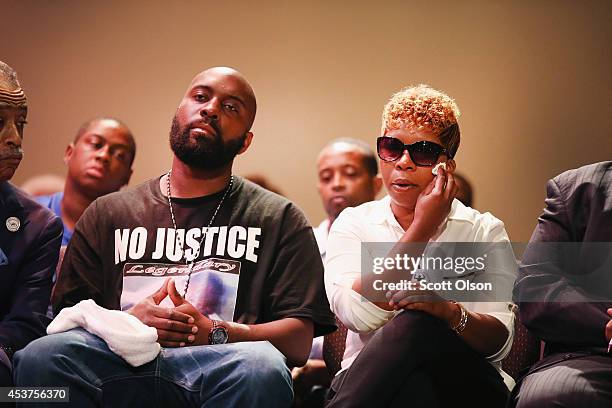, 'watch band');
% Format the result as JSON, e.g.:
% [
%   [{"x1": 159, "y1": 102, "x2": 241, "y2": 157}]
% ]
[{"x1": 208, "y1": 320, "x2": 229, "y2": 345}]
